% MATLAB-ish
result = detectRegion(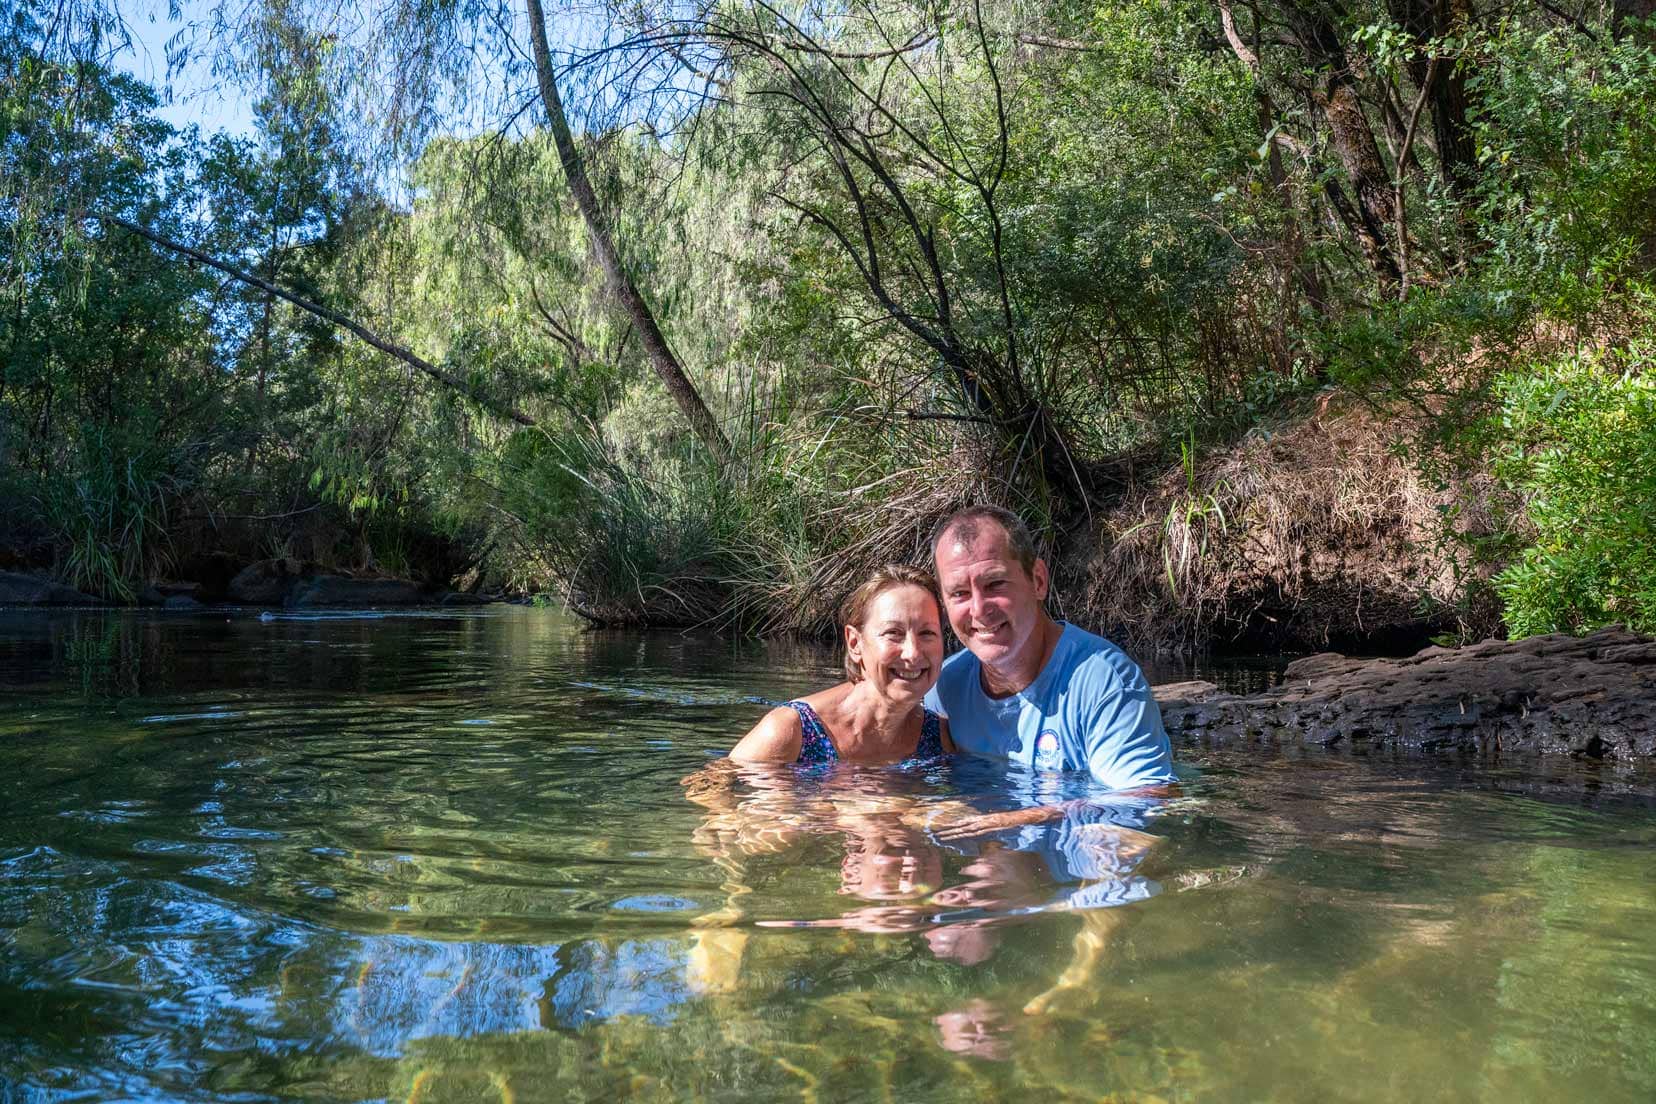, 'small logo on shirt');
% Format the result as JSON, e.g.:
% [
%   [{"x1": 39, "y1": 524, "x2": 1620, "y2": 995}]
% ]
[{"x1": 1034, "y1": 730, "x2": 1062, "y2": 770}]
